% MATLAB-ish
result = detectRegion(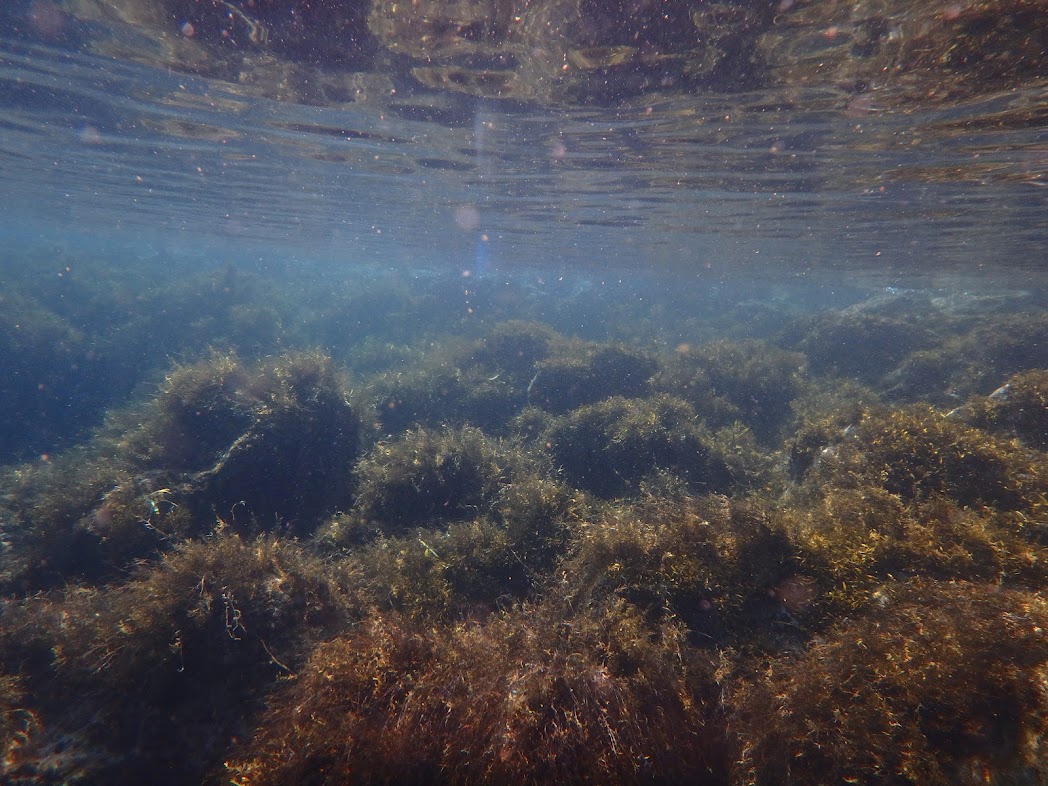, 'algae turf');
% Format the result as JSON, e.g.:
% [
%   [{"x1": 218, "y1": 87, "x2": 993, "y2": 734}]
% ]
[
  {"x1": 727, "y1": 581, "x2": 1048, "y2": 786},
  {"x1": 961, "y1": 369, "x2": 1048, "y2": 451},
  {"x1": 653, "y1": 339, "x2": 808, "y2": 445},
  {"x1": 0, "y1": 349, "x2": 361, "y2": 592},
  {"x1": 791, "y1": 403, "x2": 1048, "y2": 510},
  {"x1": 352, "y1": 425, "x2": 527, "y2": 528},
  {"x1": 3, "y1": 299, "x2": 1048, "y2": 784},
  {"x1": 0, "y1": 535, "x2": 368, "y2": 784},
  {"x1": 543, "y1": 394, "x2": 739, "y2": 499},
  {"x1": 225, "y1": 599, "x2": 726, "y2": 786}
]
